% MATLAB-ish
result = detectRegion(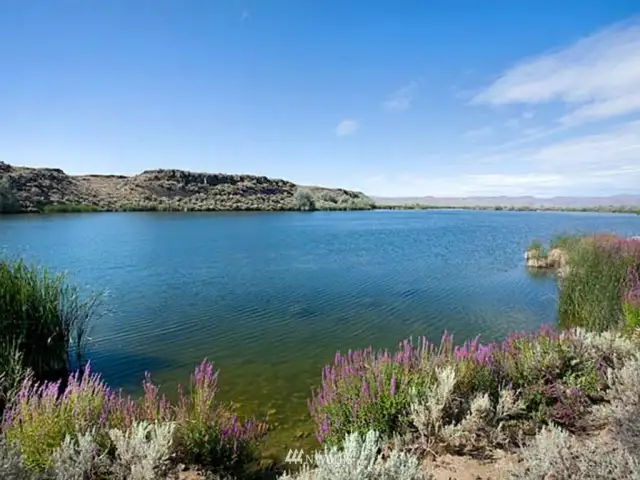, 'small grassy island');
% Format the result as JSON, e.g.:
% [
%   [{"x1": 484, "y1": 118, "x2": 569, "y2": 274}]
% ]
[{"x1": 2, "y1": 233, "x2": 640, "y2": 478}]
